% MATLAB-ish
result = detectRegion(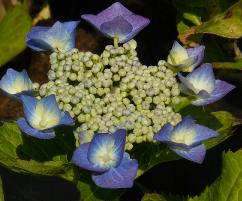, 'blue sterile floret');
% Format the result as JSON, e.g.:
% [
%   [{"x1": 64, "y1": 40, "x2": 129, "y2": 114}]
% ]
[
  {"x1": 0, "y1": 68, "x2": 33, "y2": 100},
  {"x1": 26, "y1": 21, "x2": 80, "y2": 52},
  {"x1": 72, "y1": 129, "x2": 138, "y2": 188},
  {"x1": 154, "y1": 116, "x2": 219, "y2": 163},
  {"x1": 166, "y1": 41, "x2": 205, "y2": 72},
  {"x1": 81, "y1": 2, "x2": 150, "y2": 43},
  {"x1": 17, "y1": 95, "x2": 74, "y2": 139},
  {"x1": 178, "y1": 63, "x2": 235, "y2": 106}
]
